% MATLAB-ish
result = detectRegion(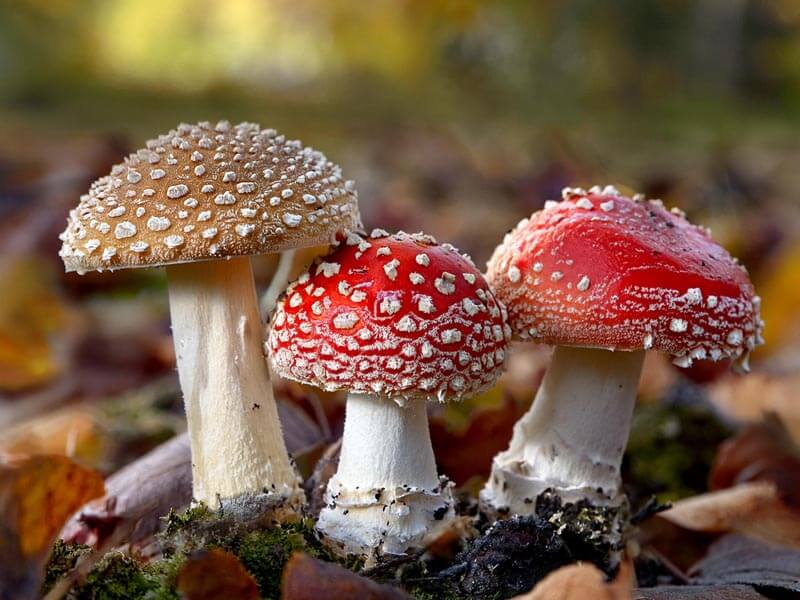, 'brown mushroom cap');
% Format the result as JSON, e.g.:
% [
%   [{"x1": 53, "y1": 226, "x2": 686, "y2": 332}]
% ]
[{"x1": 59, "y1": 121, "x2": 361, "y2": 273}]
